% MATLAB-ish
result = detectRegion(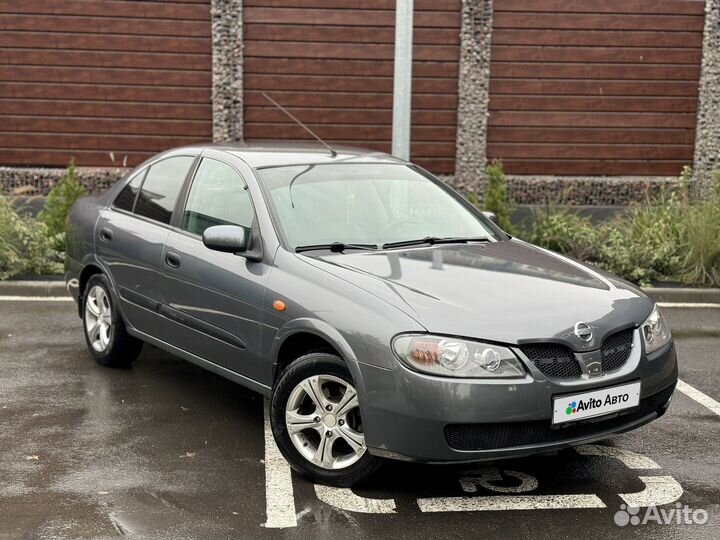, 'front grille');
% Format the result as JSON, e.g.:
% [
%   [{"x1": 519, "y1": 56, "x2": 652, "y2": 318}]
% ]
[
  {"x1": 519, "y1": 343, "x2": 581, "y2": 379},
  {"x1": 601, "y1": 328, "x2": 634, "y2": 372},
  {"x1": 445, "y1": 383, "x2": 675, "y2": 451}
]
